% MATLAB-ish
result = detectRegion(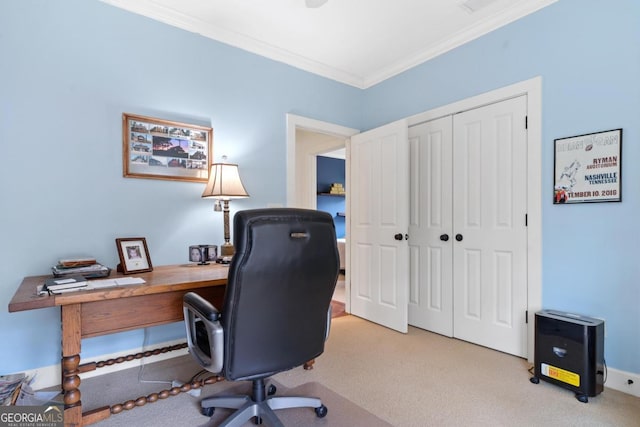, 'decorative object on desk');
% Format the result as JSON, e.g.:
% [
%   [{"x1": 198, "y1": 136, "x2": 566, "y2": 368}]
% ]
[
  {"x1": 205, "y1": 245, "x2": 218, "y2": 262},
  {"x1": 52, "y1": 261, "x2": 111, "y2": 279},
  {"x1": 554, "y1": 128, "x2": 622, "y2": 204},
  {"x1": 201, "y1": 156, "x2": 249, "y2": 258},
  {"x1": 115, "y1": 237, "x2": 153, "y2": 274},
  {"x1": 189, "y1": 245, "x2": 217, "y2": 265},
  {"x1": 122, "y1": 113, "x2": 213, "y2": 183}
]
